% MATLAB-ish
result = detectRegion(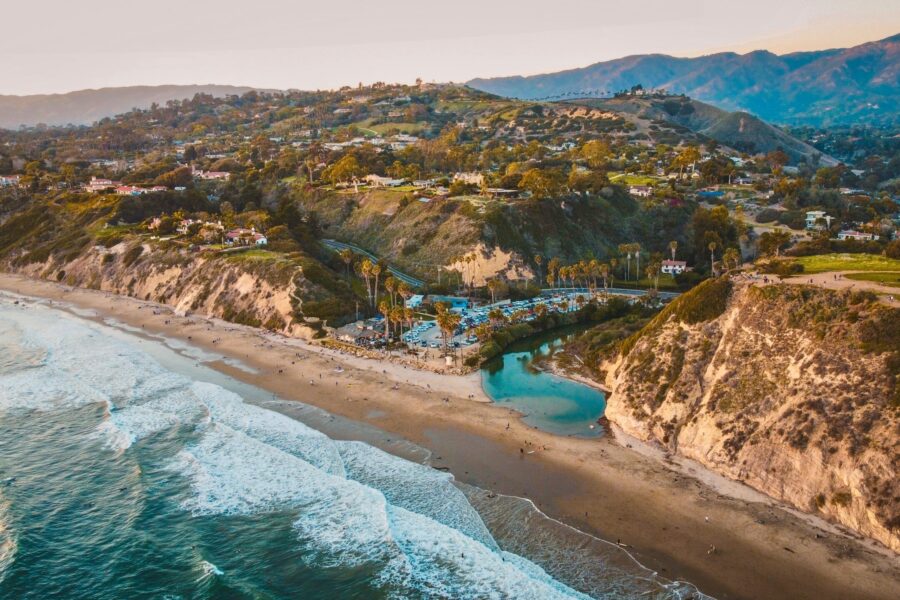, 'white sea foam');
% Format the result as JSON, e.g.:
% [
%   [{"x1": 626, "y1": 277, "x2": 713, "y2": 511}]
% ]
[
  {"x1": 0, "y1": 495, "x2": 16, "y2": 585},
  {"x1": 336, "y1": 440, "x2": 497, "y2": 550},
  {"x1": 0, "y1": 299, "x2": 593, "y2": 598},
  {"x1": 192, "y1": 383, "x2": 345, "y2": 477}
]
